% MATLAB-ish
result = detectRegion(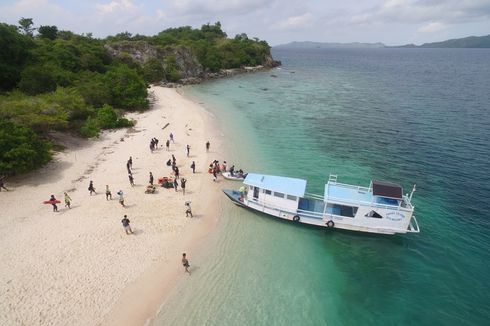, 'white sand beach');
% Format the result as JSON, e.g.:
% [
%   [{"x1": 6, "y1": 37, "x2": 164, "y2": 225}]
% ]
[{"x1": 0, "y1": 86, "x2": 225, "y2": 326}]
